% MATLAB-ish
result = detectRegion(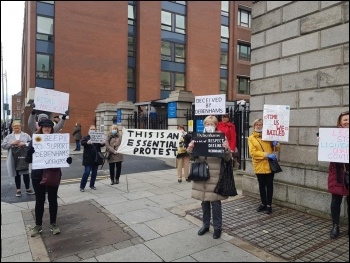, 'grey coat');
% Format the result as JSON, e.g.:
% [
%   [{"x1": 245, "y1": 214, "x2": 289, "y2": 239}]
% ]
[
  {"x1": 105, "y1": 134, "x2": 124, "y2": 163},
  {"x1": 72, "y1": 125, "x2": 82, "y2": 140},
  {"x1": 1, "y1": 132, "x2": 32, "y2": 177},
  {"x1": 189, "y1": 151, "x2": 232, "y2": 202},
  {"x1": 28, "y1": 114, "x2": 65, "y2": 134}
]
